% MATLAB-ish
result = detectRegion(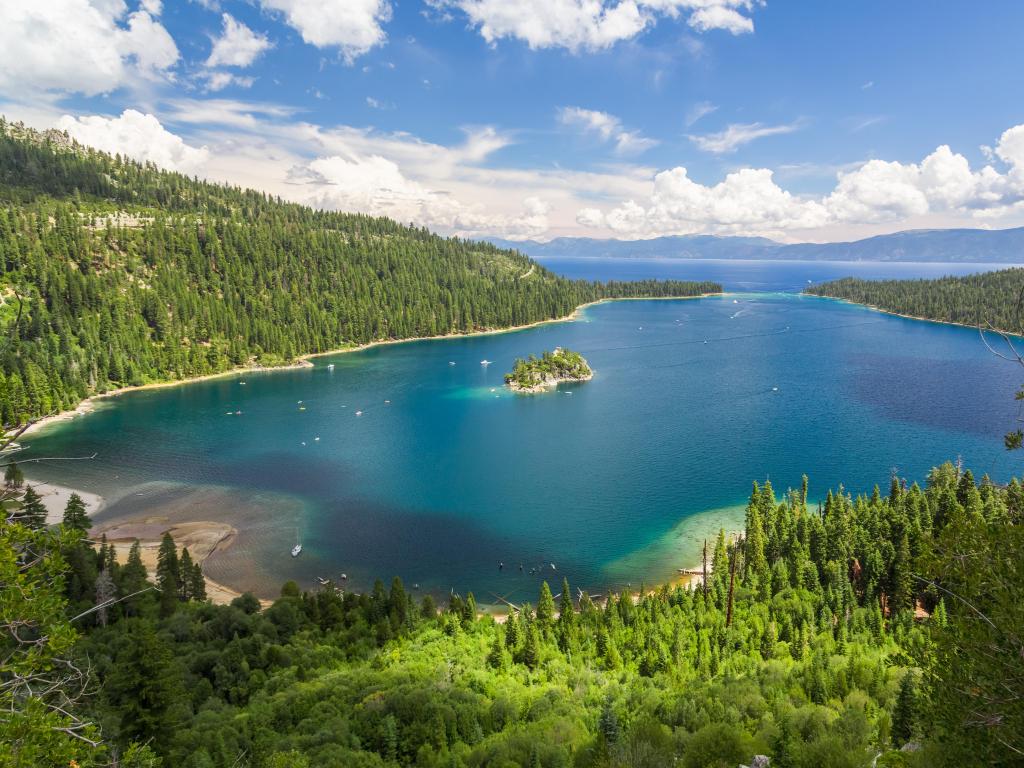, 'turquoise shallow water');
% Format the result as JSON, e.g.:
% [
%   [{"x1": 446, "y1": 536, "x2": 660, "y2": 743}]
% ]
[{"x1": 24, "y1": 261, "x2": 1021, "y2": 602}]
